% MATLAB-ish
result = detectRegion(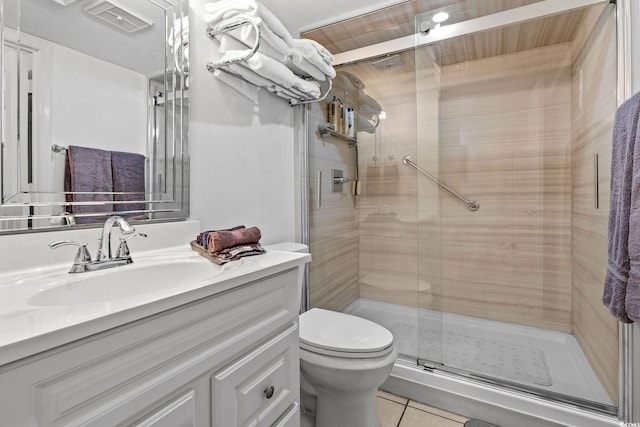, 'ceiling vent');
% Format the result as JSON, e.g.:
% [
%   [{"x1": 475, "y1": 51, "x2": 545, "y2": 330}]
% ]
[{"x1": 84, "y1": 0, "x2": 152, "y2": 33}]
